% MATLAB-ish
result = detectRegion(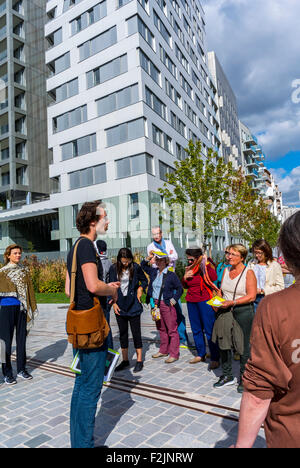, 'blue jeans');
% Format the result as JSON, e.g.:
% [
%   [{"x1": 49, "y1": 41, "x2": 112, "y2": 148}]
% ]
[
  {"x1": 187, "y1": 301, "x2": 220, "y2": 361},
  {"x1": 175, "y1": 300, "x2": 189, "y2": 345},
  {"x1": 70, "y1": 343, "x2": 108, "y2": 448}
]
